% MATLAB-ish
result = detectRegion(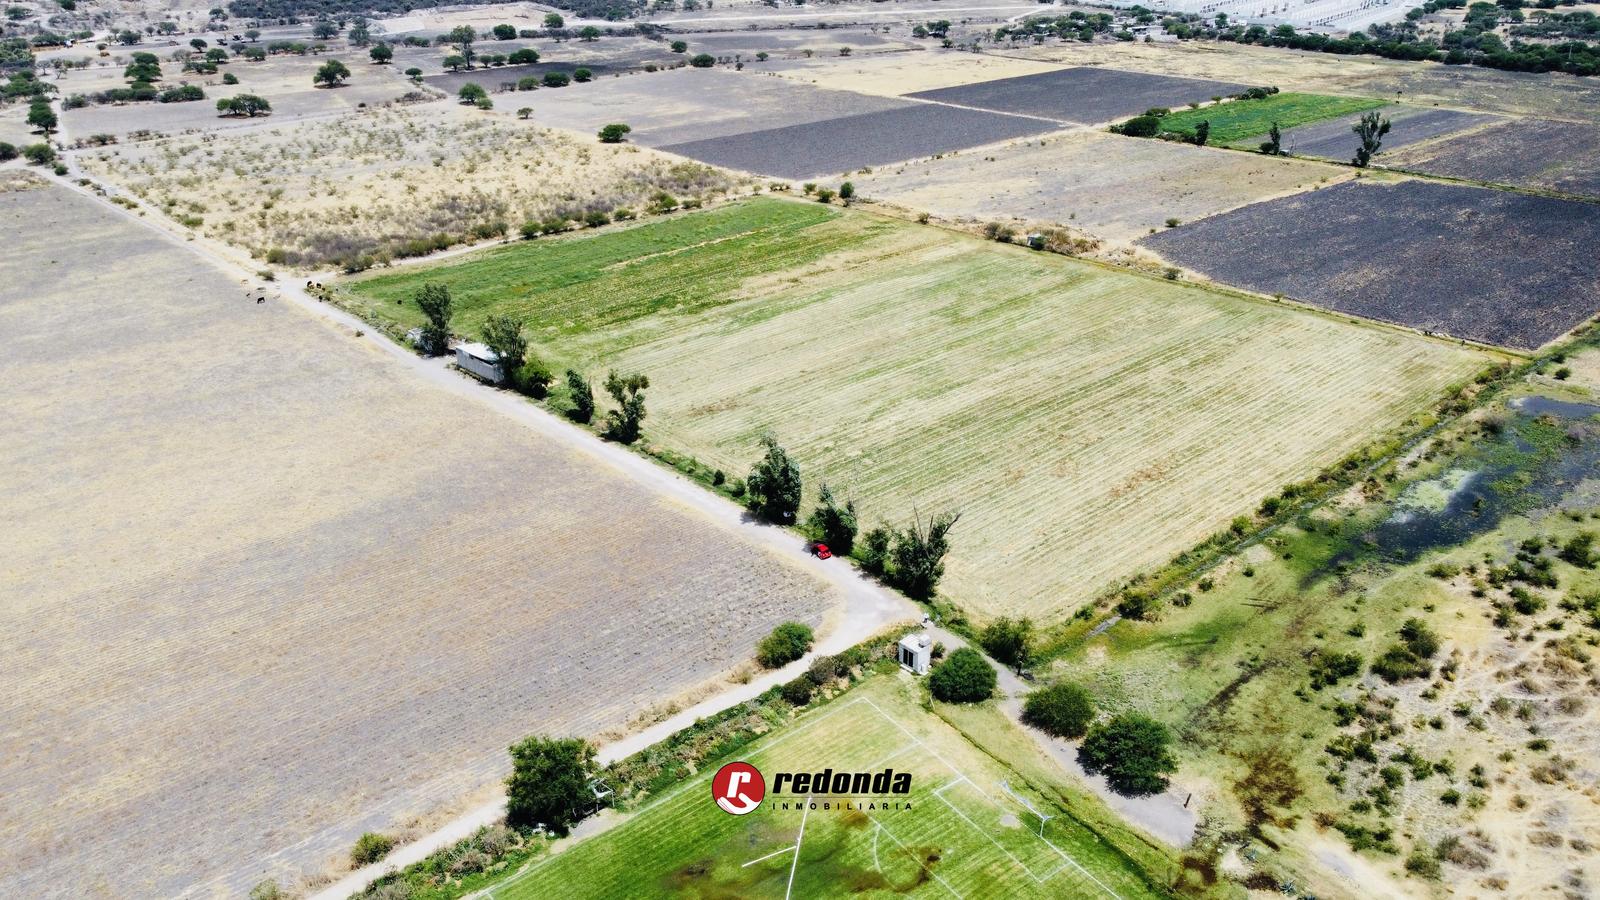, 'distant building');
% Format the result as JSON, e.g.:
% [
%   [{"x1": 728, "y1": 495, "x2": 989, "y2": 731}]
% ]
[
  {"x1": 455, "y1": 342, "x2": 504, "y2": 384},
  {"x1": 897, "y1": 634, "x2": 933, "y2": 676}
]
